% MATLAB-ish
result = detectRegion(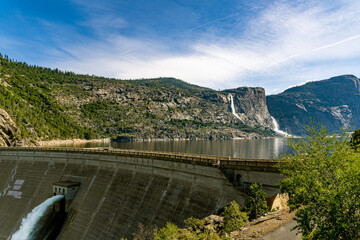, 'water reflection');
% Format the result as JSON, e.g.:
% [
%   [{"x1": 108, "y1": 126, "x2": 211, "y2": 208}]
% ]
[
  {"x1": 110, "y1": 138, "x2": 290, "y2": 159},
  {"x1": 47, "y1": 142, "x2": 111, "y2": 149},
  {"x1": 50, "y1": 138, "x2": 292, "y2": 159}
]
